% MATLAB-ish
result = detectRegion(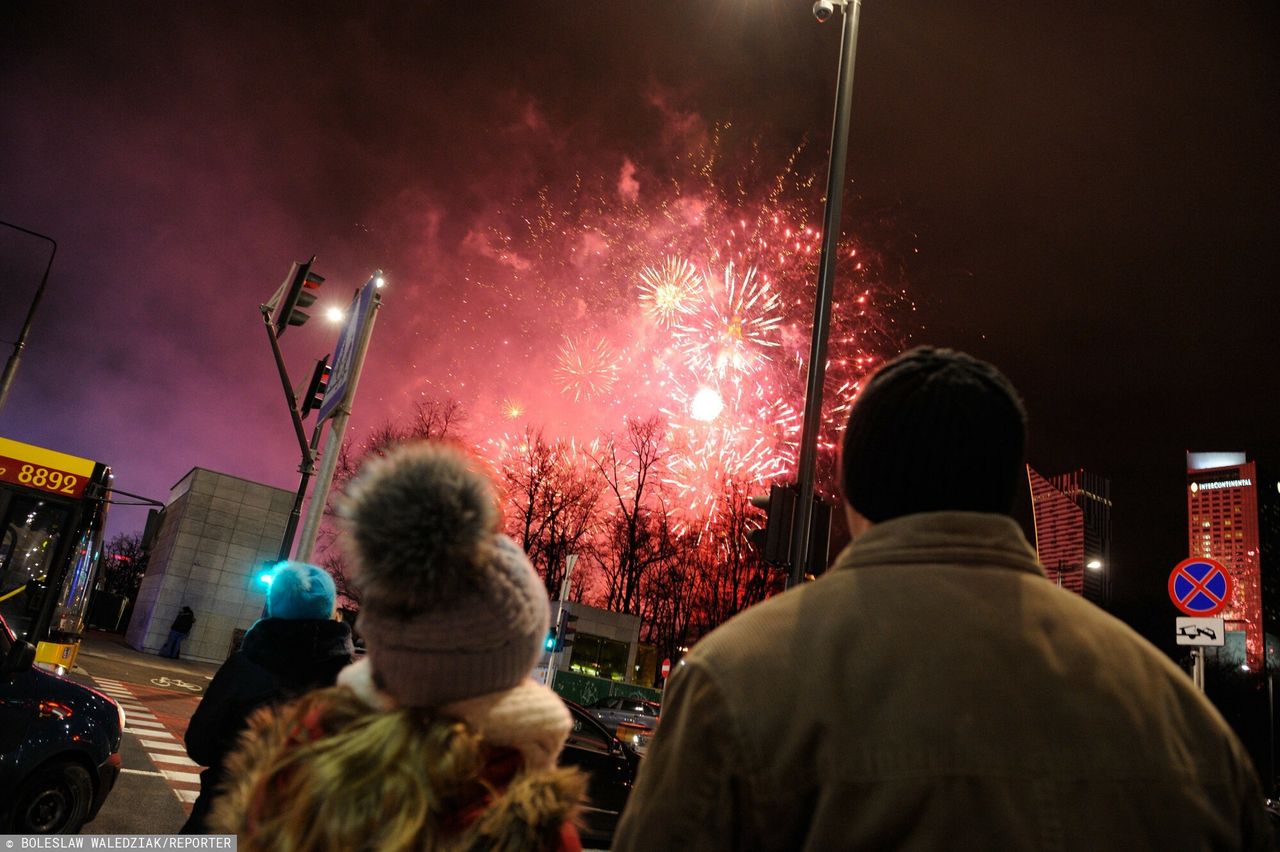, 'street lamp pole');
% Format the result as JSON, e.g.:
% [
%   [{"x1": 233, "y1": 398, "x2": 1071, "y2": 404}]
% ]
[
  {"x1": 788, "y1": 0, "x2": 865, "y2": 588},
  {"x1": 0, "y1": 222, "x2": 58, "y2": 418}
]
